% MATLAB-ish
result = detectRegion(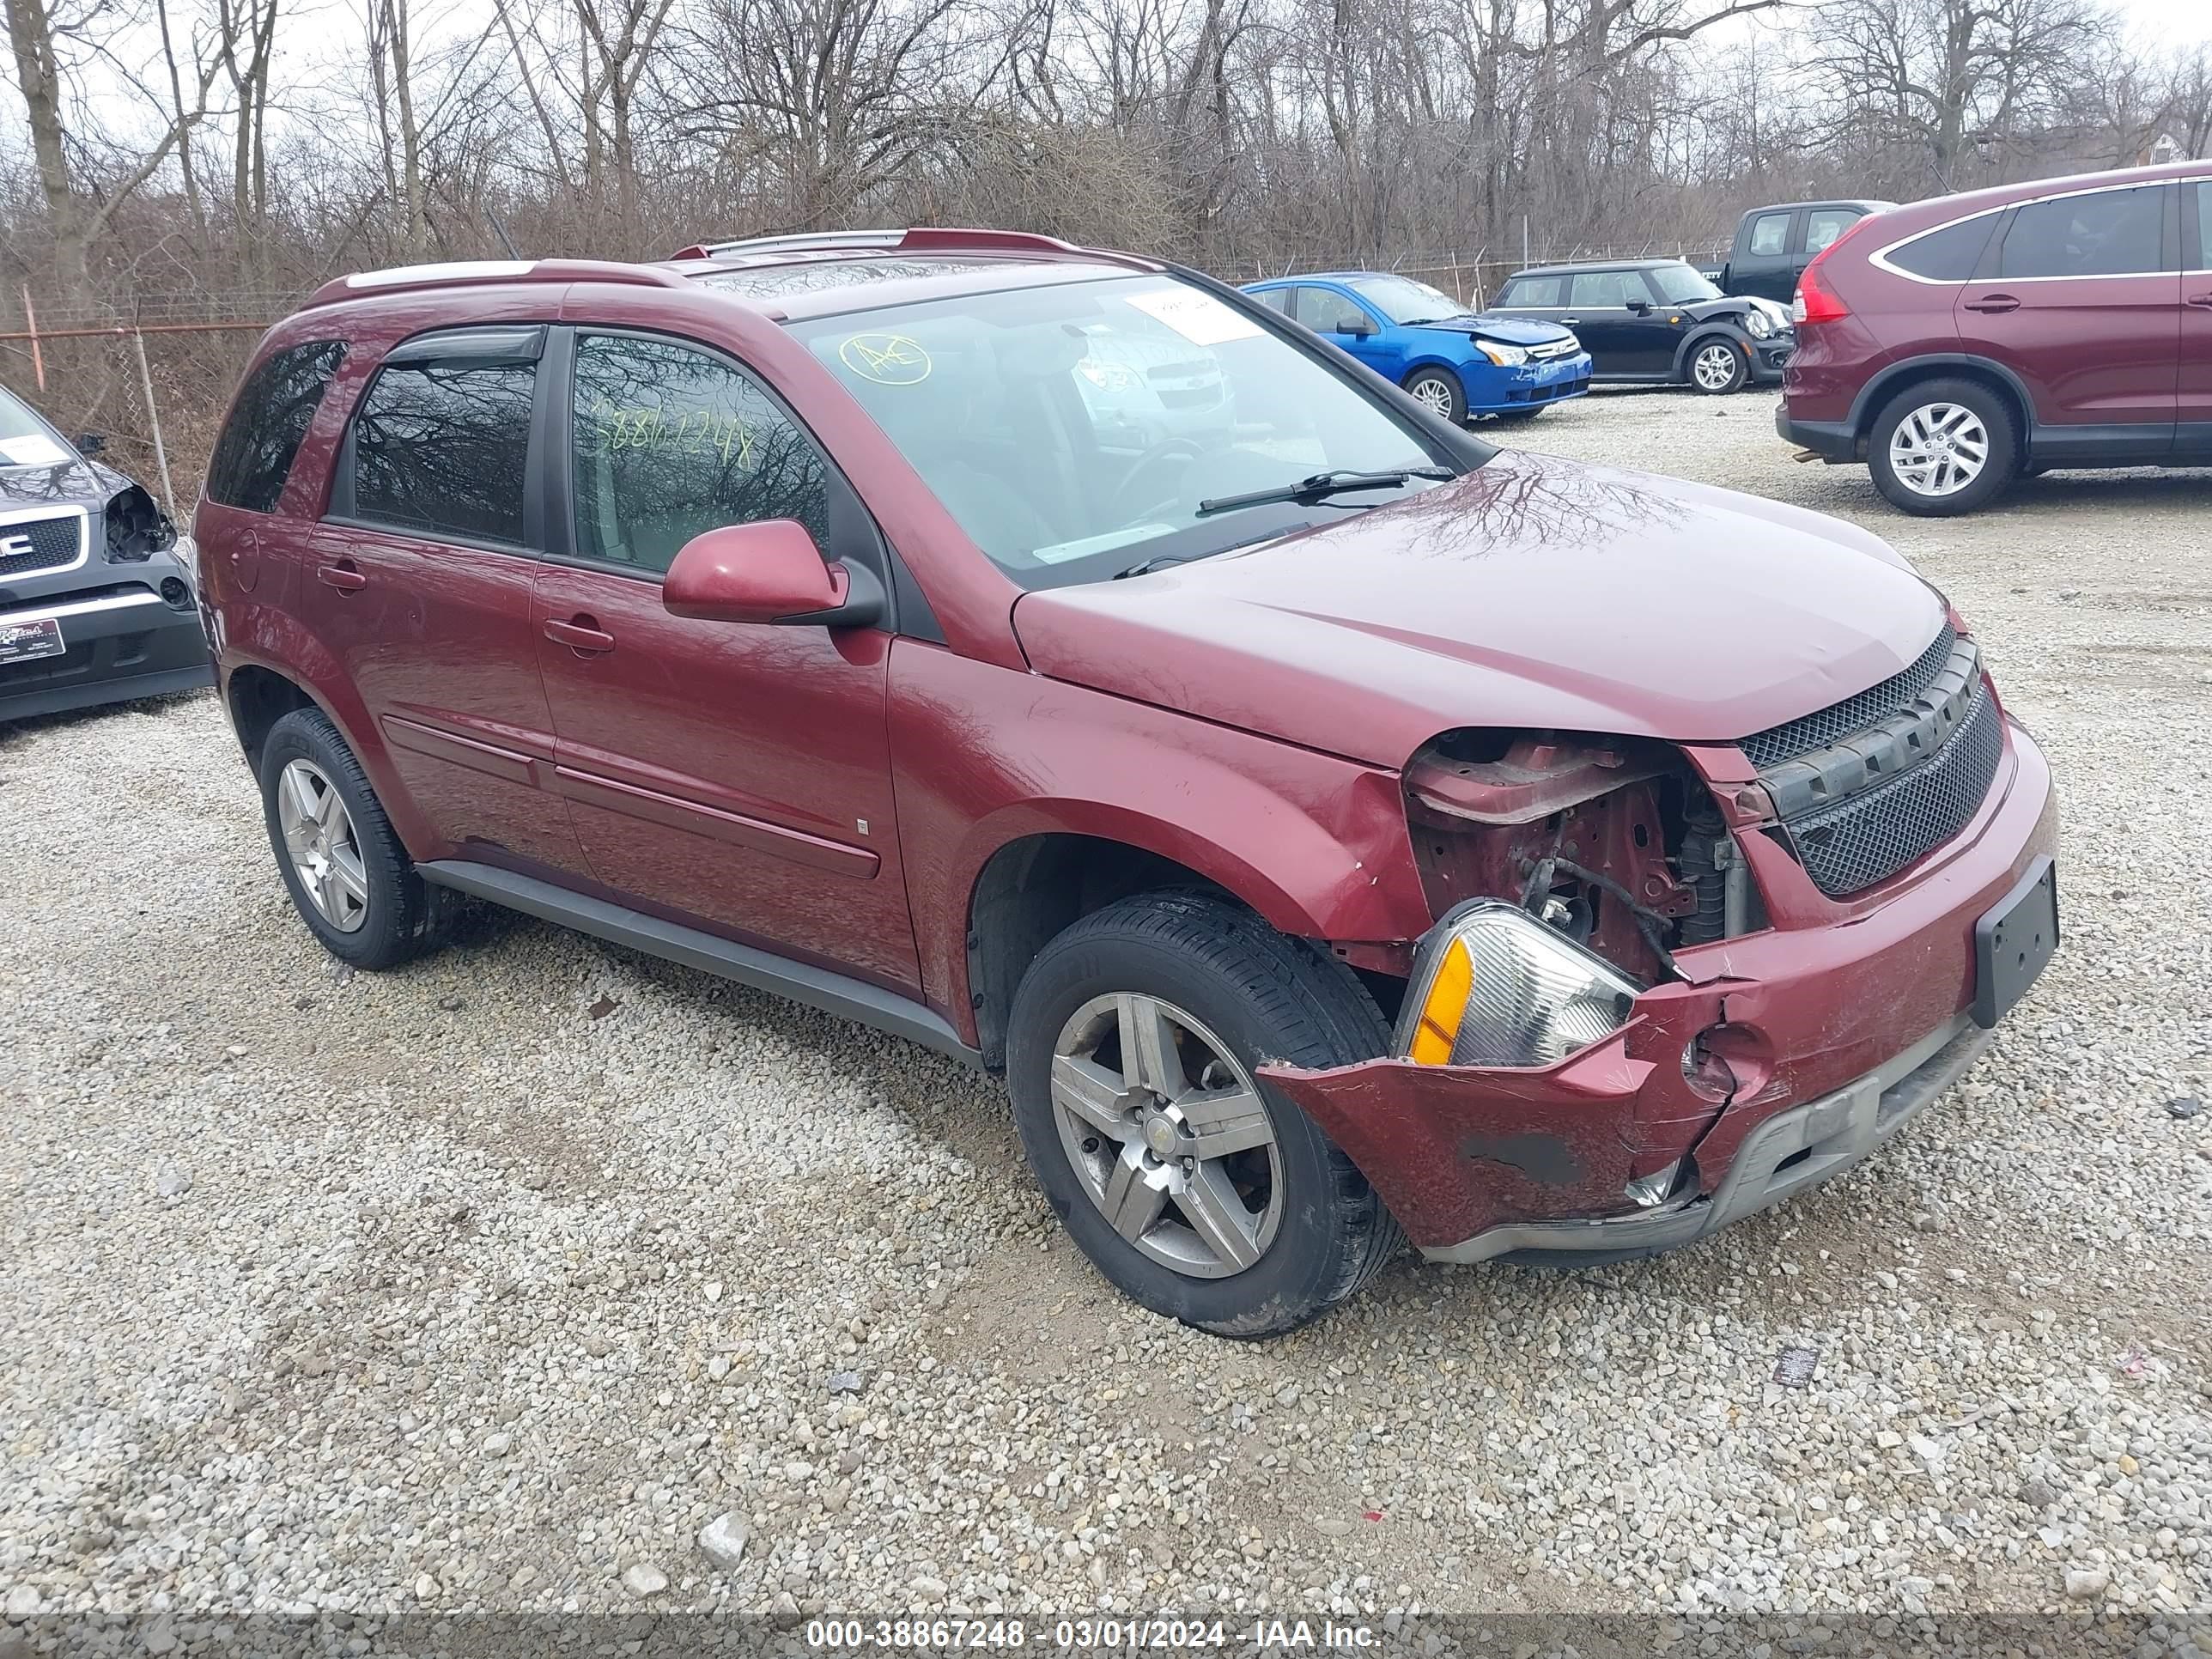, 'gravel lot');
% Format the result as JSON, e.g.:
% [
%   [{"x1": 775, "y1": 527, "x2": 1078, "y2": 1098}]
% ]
[{"x1": 3, "y1": 388, "x2": 2209, "y2": 1639}]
